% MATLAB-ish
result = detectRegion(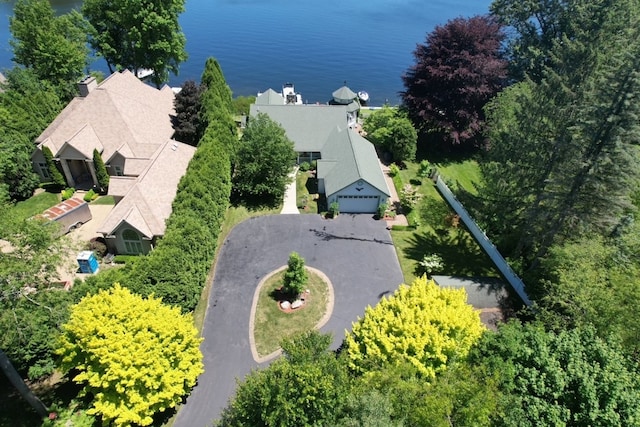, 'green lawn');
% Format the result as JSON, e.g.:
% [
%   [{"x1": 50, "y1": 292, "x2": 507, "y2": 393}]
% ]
[
  {"x1": 390, "y1": 159, "x2": 498, "y2": 283},
  {"x1": 296, "y1": 171, "x2": 319, "y2": 214},
  {"x1": 253, "y1": 268, "x2": 329, "y2": 357},
  {"x1": 12, "y1": 191, "x2": 60, "y2": 219},
  {"x1": 91, "y1": 195, "x2": 115, "y2": 205}
]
